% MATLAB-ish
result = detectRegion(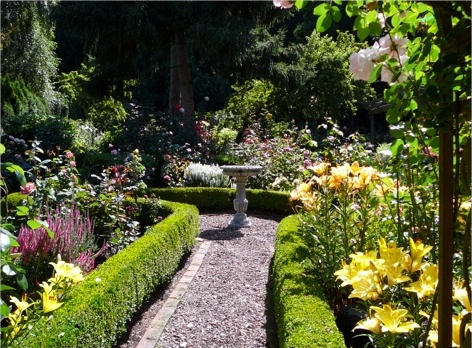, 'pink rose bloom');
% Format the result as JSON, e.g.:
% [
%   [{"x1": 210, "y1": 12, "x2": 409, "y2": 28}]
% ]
[
  {"x1": 20, "y1": 182, "x2": 36, "y2": 195},
  {"x1": 70, "y1": 161, "x2": 76, "y2": 167},
  {"x1": 163, "y1": 175, "x2": 171, "y2": 181},
  {"x1": 273, "y1": 0, "x2": 293, "y2": 9},
  {"x1": 65, "y1": 151, "x2": 74, "y2": 159}
]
